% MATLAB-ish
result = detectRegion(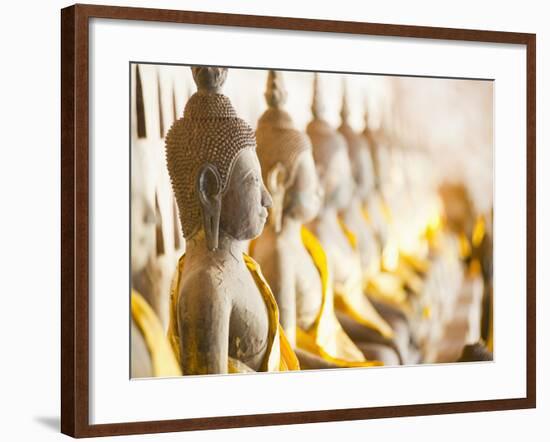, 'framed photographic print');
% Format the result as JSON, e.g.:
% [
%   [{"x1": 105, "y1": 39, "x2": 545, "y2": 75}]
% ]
[{"x1": 61, "y1": 3, "x2": 536, "y2": 438}]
